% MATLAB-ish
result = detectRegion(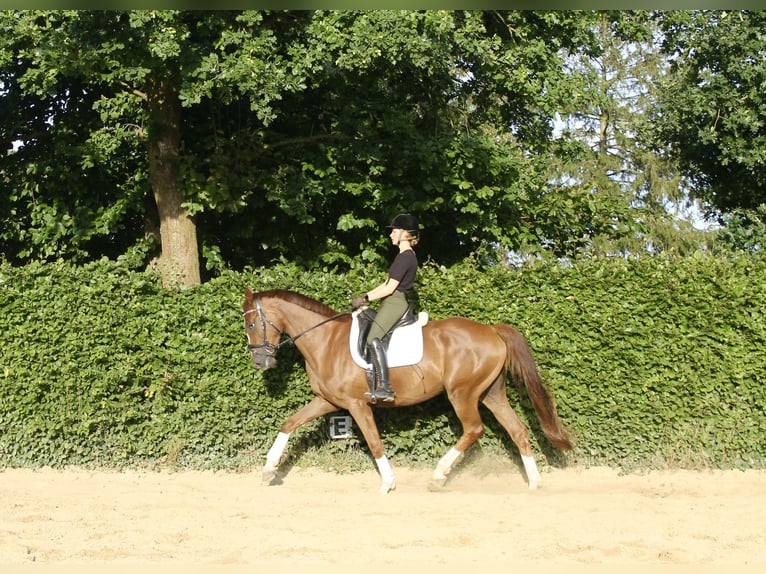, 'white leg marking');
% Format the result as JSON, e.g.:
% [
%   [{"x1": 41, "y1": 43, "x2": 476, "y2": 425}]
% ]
[
  {"x1": 375, "y1": 455, "x2": 396, "y2": 494},
  {"x1": 433, "y1": 447, "x2": 463, "y2": 482},
  {"x1": 521, "y1": 454, "x2": 540, "y2": 489},
  {"x1": 265, "y1": 431, "x2": 290, "y2": 471}
]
